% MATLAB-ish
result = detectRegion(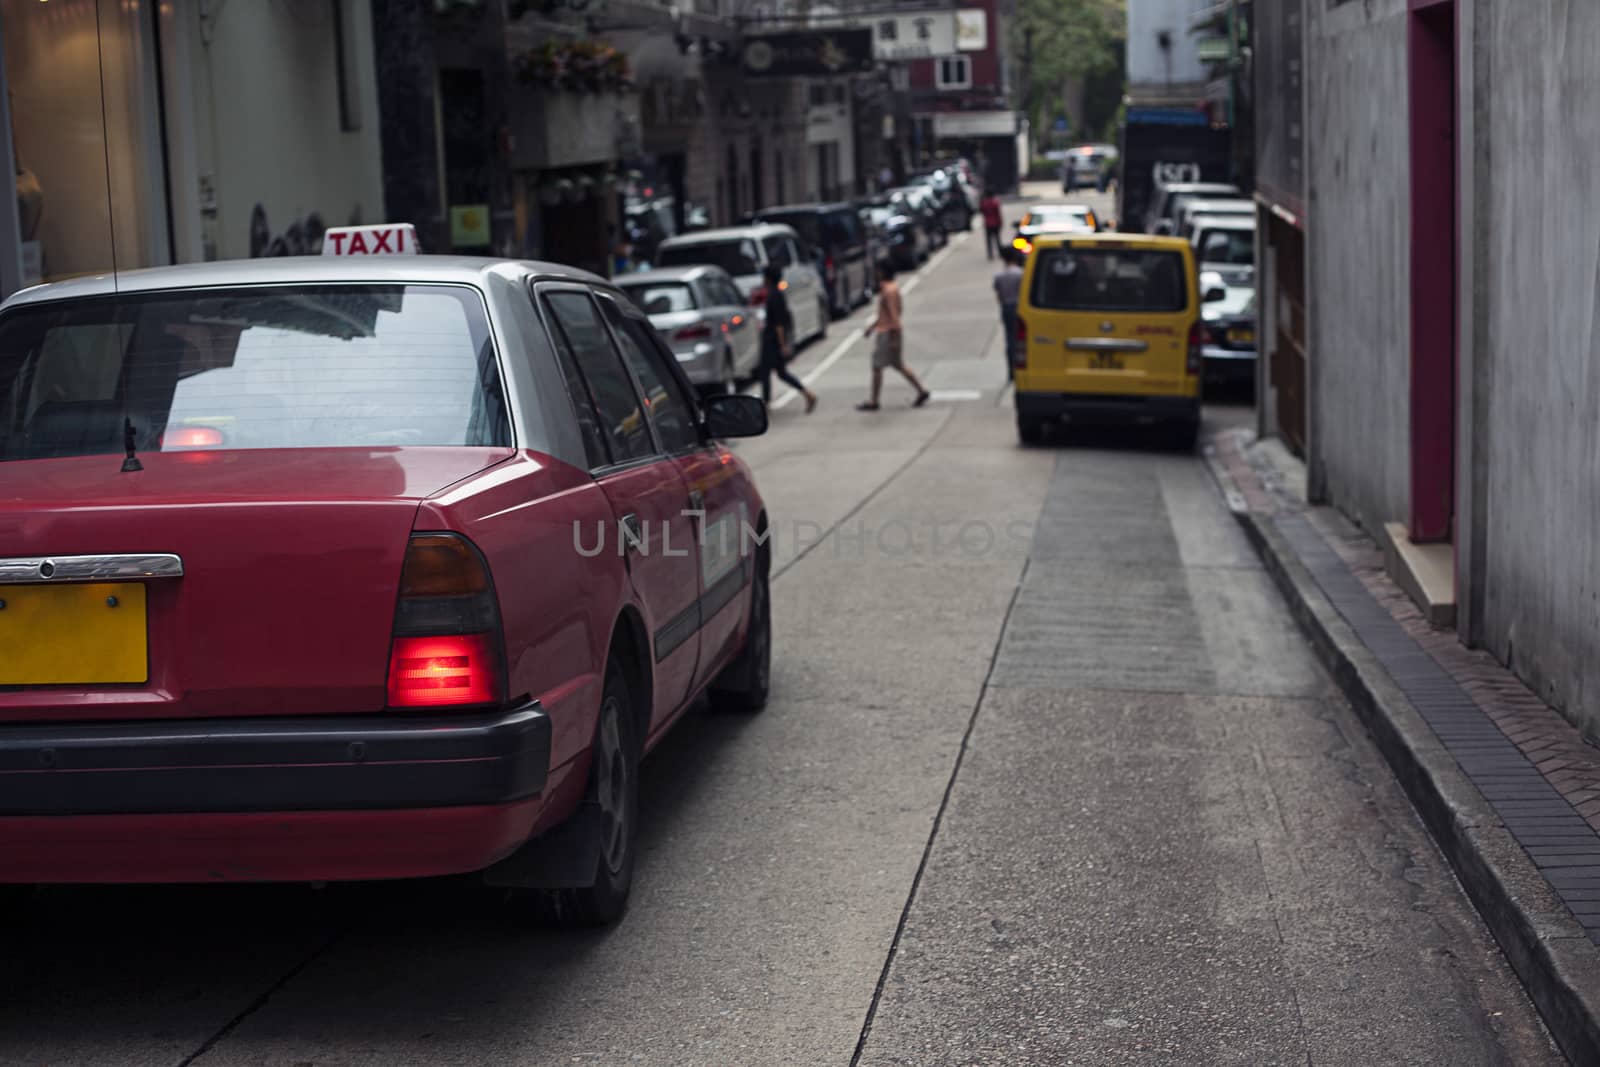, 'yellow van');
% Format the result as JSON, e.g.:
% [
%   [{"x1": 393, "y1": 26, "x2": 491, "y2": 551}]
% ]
[{"x1": 1012, "y1": 233, "x2": 1208, "y2": 449}]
